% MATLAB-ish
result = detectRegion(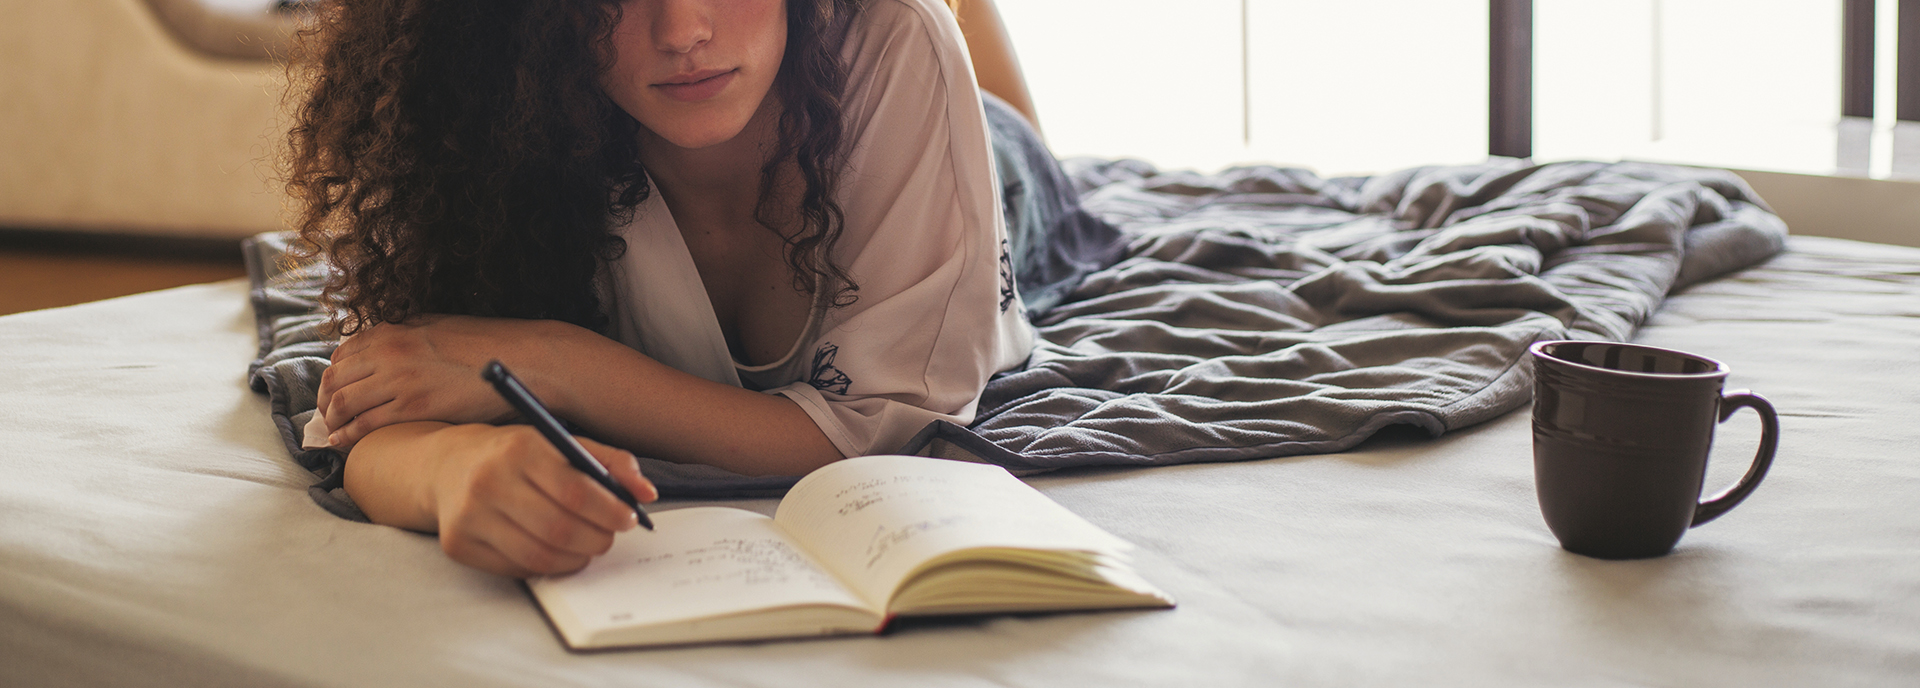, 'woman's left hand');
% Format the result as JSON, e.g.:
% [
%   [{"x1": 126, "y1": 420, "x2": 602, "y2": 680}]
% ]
[{"x1": 318, "y1": 314, "x2": 563, "y2": 450}]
